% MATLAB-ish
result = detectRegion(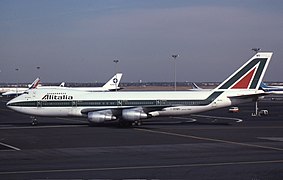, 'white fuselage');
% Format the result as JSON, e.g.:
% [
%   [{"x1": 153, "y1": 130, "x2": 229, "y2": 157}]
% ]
[{"x1": 6, "y1": 88, "x2": 258, "y2": 118}]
